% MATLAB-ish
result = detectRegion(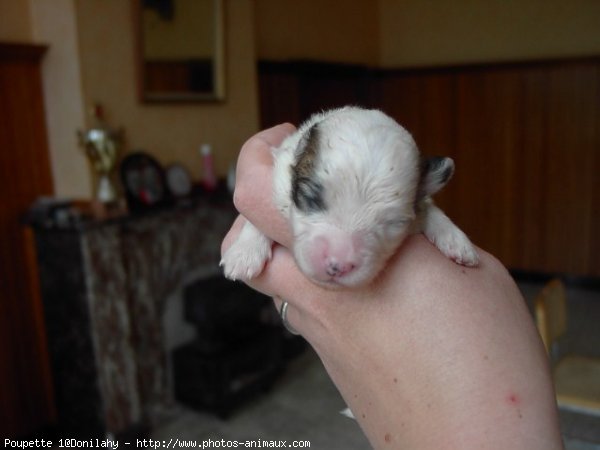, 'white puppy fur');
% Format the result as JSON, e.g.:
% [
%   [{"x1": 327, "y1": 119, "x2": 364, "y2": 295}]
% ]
[{"x1": 221, "y1": 106, "x2": 478, "y2": 287}]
